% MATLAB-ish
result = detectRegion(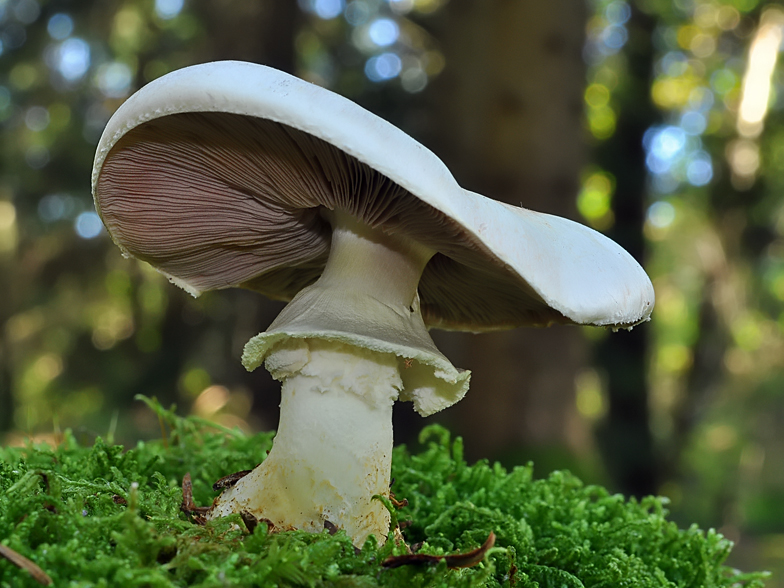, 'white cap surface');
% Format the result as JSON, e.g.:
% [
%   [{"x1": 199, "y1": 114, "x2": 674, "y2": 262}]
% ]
[{"x1": 93, "y1": 61, "x2": 654, "y2": 330}]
